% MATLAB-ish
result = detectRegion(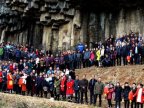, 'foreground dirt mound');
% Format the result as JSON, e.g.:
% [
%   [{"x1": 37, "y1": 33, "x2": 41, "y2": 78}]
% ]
[
  {"x1": 0, "y1": 93, "x2": 89, "y2": 108},
  {"x1": 76, "y1": 65, "x2": 144, "y2": 84}
]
